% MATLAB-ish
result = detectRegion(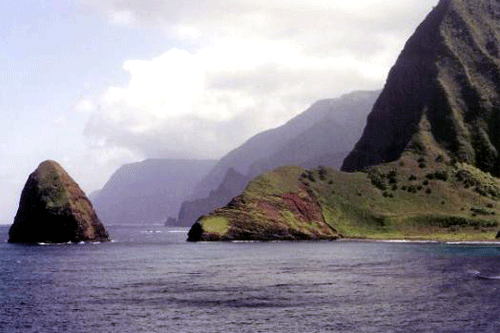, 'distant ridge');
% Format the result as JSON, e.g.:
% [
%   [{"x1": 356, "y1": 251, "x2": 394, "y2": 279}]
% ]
[
  {"x1": 343, "y1": 0, "x2": 500, "y2": 174},
  {"x1": 195, "y1": 90, "x2": 380, "y2": 198},
  {"x1": 93, "y1": 159, "x2": 216, "y2": 225}
]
